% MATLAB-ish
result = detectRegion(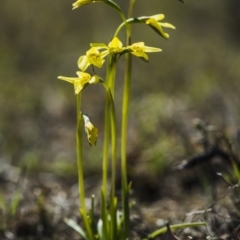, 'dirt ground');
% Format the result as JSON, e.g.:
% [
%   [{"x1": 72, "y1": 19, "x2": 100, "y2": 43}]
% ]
[{"x1": 1, "y1": 142, "x2": 240, "y2": 240}]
